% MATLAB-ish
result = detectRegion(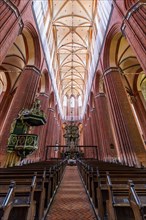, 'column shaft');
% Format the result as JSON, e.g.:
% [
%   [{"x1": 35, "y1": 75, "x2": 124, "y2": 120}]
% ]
[
  {"x1": 94, "y1": 93, "x2": 117, "y2": 161},
  {"x1": 104, "y1": 67, "x2": 146, "y2": 166}
]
